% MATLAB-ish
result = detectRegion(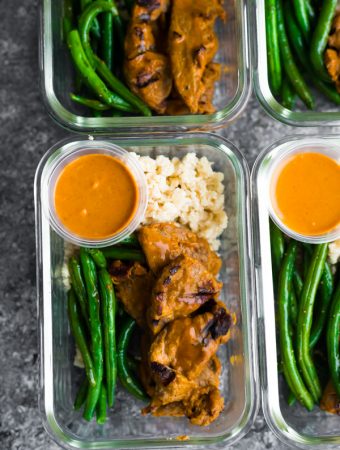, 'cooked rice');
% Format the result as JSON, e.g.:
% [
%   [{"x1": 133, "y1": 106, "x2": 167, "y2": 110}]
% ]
[
  {"x1": 131, "y1": 153, "x2": 228, "y2": 250},
  {"x1": 329, "y1": 239, "x2": 340, "y2": 265}
]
